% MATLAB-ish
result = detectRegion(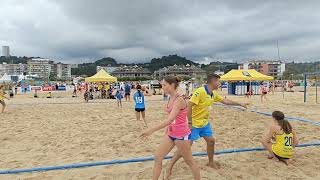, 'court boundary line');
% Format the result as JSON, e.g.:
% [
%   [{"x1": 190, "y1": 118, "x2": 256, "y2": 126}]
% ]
[
  {"x1": 0, "y1": 142, "x2": 319, "y2": 175},
  {"x1": 214, "y1": 104, "x2": 320, "y2": 126}
]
